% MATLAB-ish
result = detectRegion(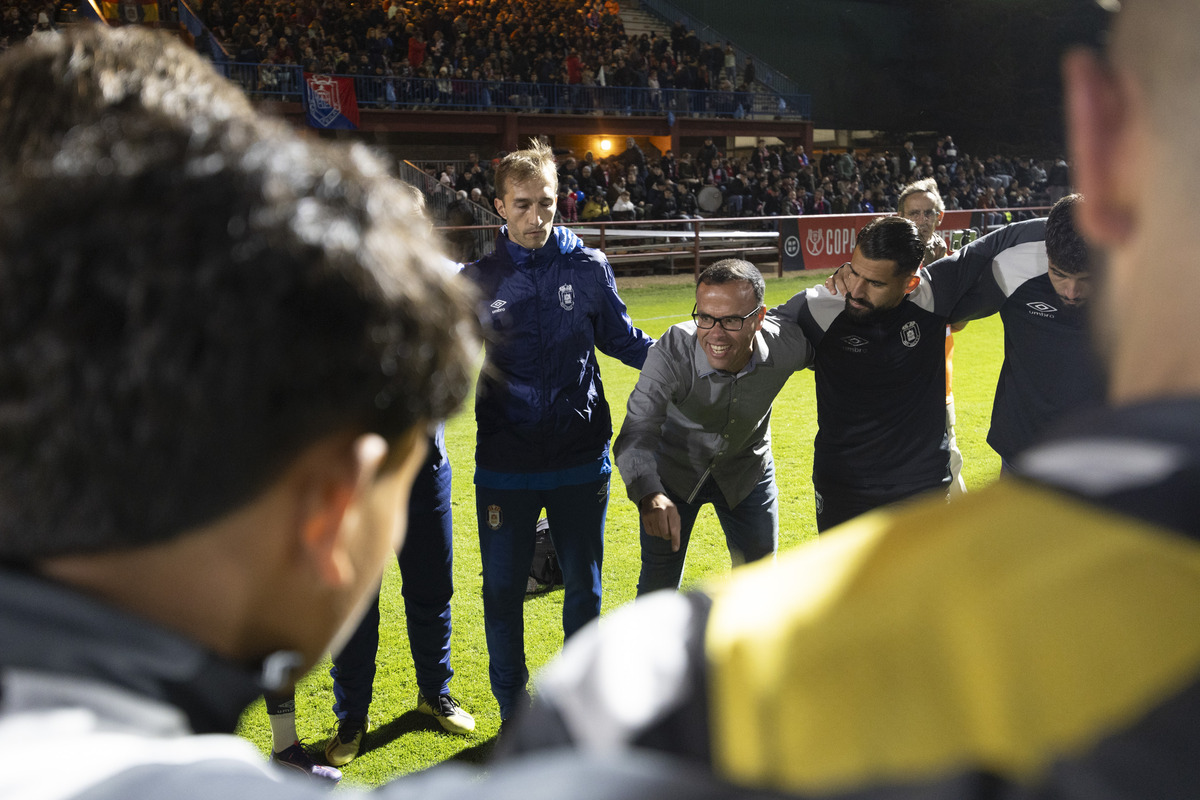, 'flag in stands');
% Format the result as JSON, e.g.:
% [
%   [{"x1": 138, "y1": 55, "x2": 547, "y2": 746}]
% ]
[
  {"x1": 302, "y1": 73, "x2": 360, "y2": 130},
  {"x1": 100, "y1": 0, "x2": 159, "y2": 23}
]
